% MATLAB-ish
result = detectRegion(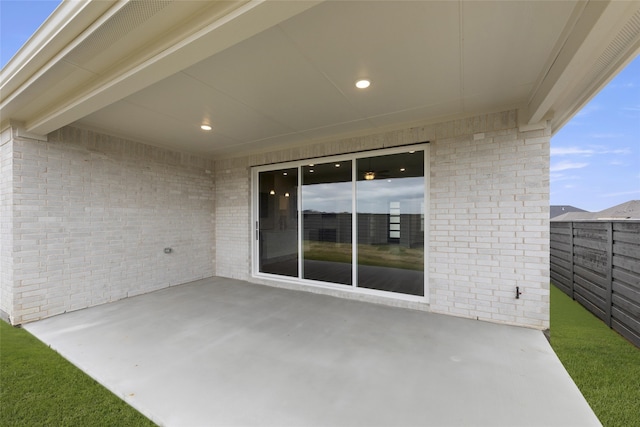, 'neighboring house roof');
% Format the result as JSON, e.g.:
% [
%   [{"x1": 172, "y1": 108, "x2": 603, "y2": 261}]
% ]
[
  {"x1": 551, "y1": 212, "x2": 599, "y2": 221},
  {"x1": 2, "y1": 1, "x2": 640, "y2": 157},
  {"x1": 596, "y1": 200, "x2": 640, "y2": 219},
  {"x1": 550, "y1": 205, "x2": 588, "y2": 219},
  {"x1": 552, "y1": 200, "x2": 640, "y2": 221}
]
